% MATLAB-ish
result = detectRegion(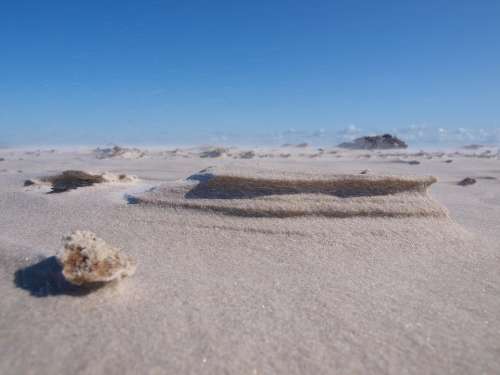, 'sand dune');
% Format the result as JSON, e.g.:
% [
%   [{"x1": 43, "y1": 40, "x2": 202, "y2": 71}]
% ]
[
  {"x1": 24, "y1": 170, "x2": 138, "y2": 193},
  {"x1": 132, "y1": 168, "x2": 445, "y2": 218}
]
